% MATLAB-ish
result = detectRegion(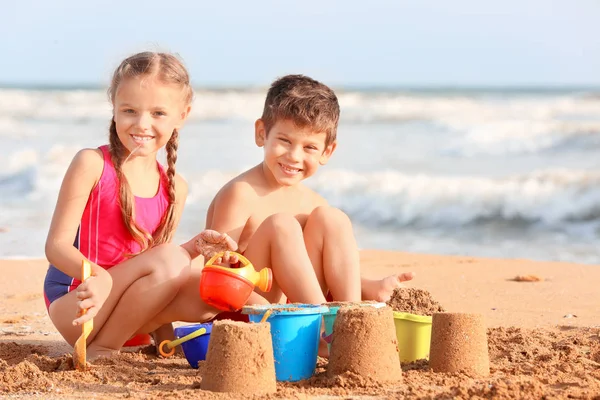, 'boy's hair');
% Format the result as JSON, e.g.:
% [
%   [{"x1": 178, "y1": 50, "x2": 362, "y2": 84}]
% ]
[
  {"x1": 261, "y1": 74, "x2": 339, "y2": 146},
  {"x1": 107, "y1": 51, "x2": 193, "y2": 253}
]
